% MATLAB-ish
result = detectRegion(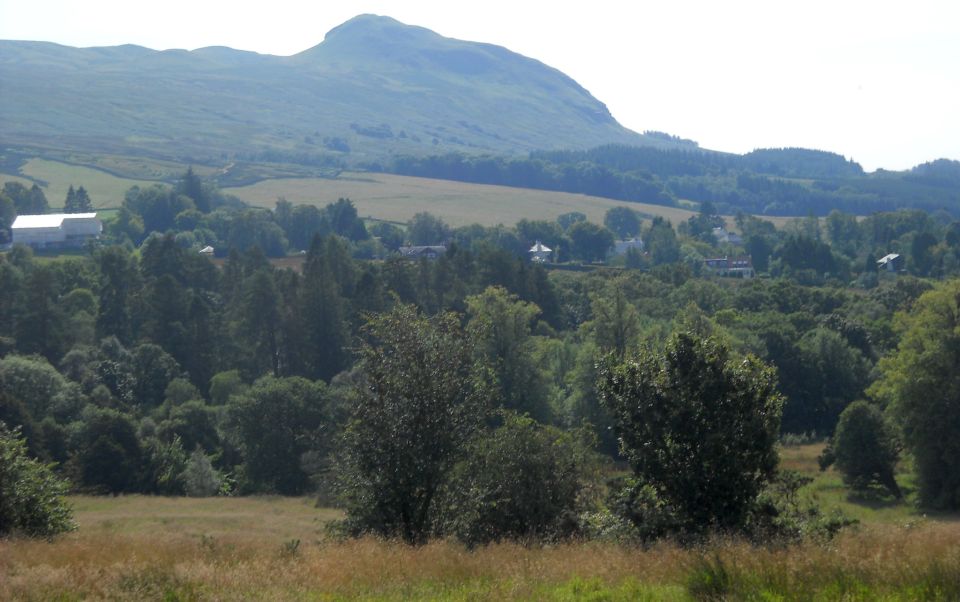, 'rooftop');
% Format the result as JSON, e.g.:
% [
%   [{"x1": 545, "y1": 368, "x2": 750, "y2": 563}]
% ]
[{"x1": 12, "y1": 213, "x2": 98, "y2": 229}]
